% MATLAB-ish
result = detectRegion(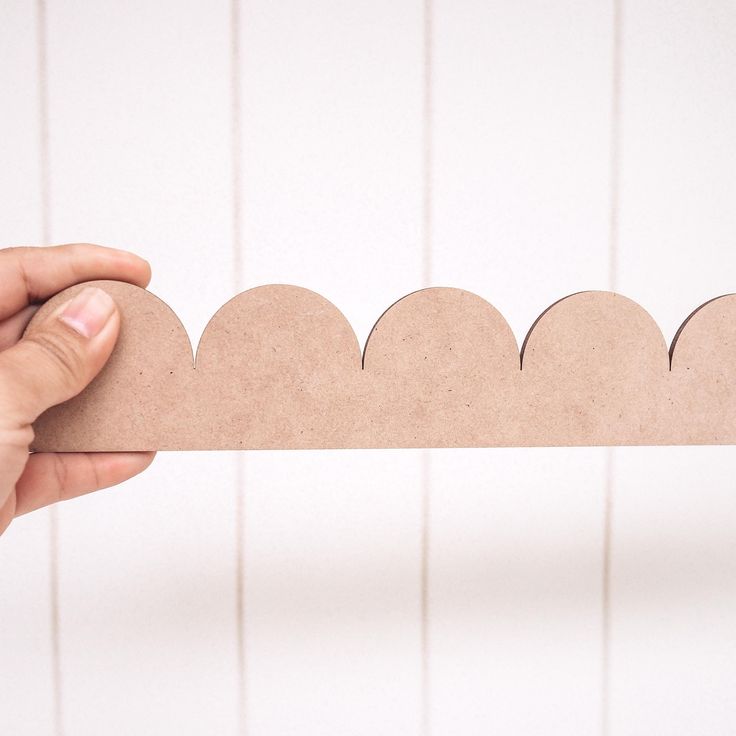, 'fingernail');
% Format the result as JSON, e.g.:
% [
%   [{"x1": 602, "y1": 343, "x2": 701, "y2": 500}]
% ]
[{"x1": 58, "y1": 287, "x2": 115, "y2": 338}]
